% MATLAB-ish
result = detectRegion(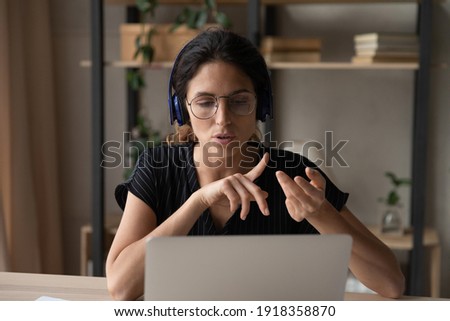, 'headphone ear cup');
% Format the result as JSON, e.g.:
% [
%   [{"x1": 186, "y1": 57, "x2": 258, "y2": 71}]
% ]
[
  {"x1": 257, "y1": 90, "x2": 273, "y2": 121},
  {"x1": 173, "y1": 95, "x2": 184, "y2": 126}
]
